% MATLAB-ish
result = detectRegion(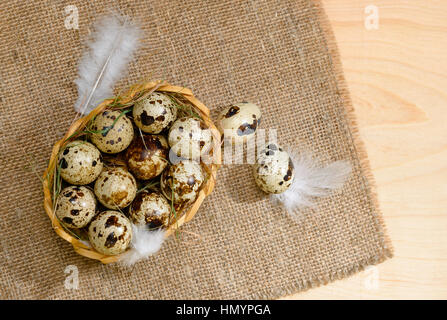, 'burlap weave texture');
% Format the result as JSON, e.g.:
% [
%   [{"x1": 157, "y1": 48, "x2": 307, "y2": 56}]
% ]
[{"x1": 0, "y1": 0, "x2": 392, "y2": 299}]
